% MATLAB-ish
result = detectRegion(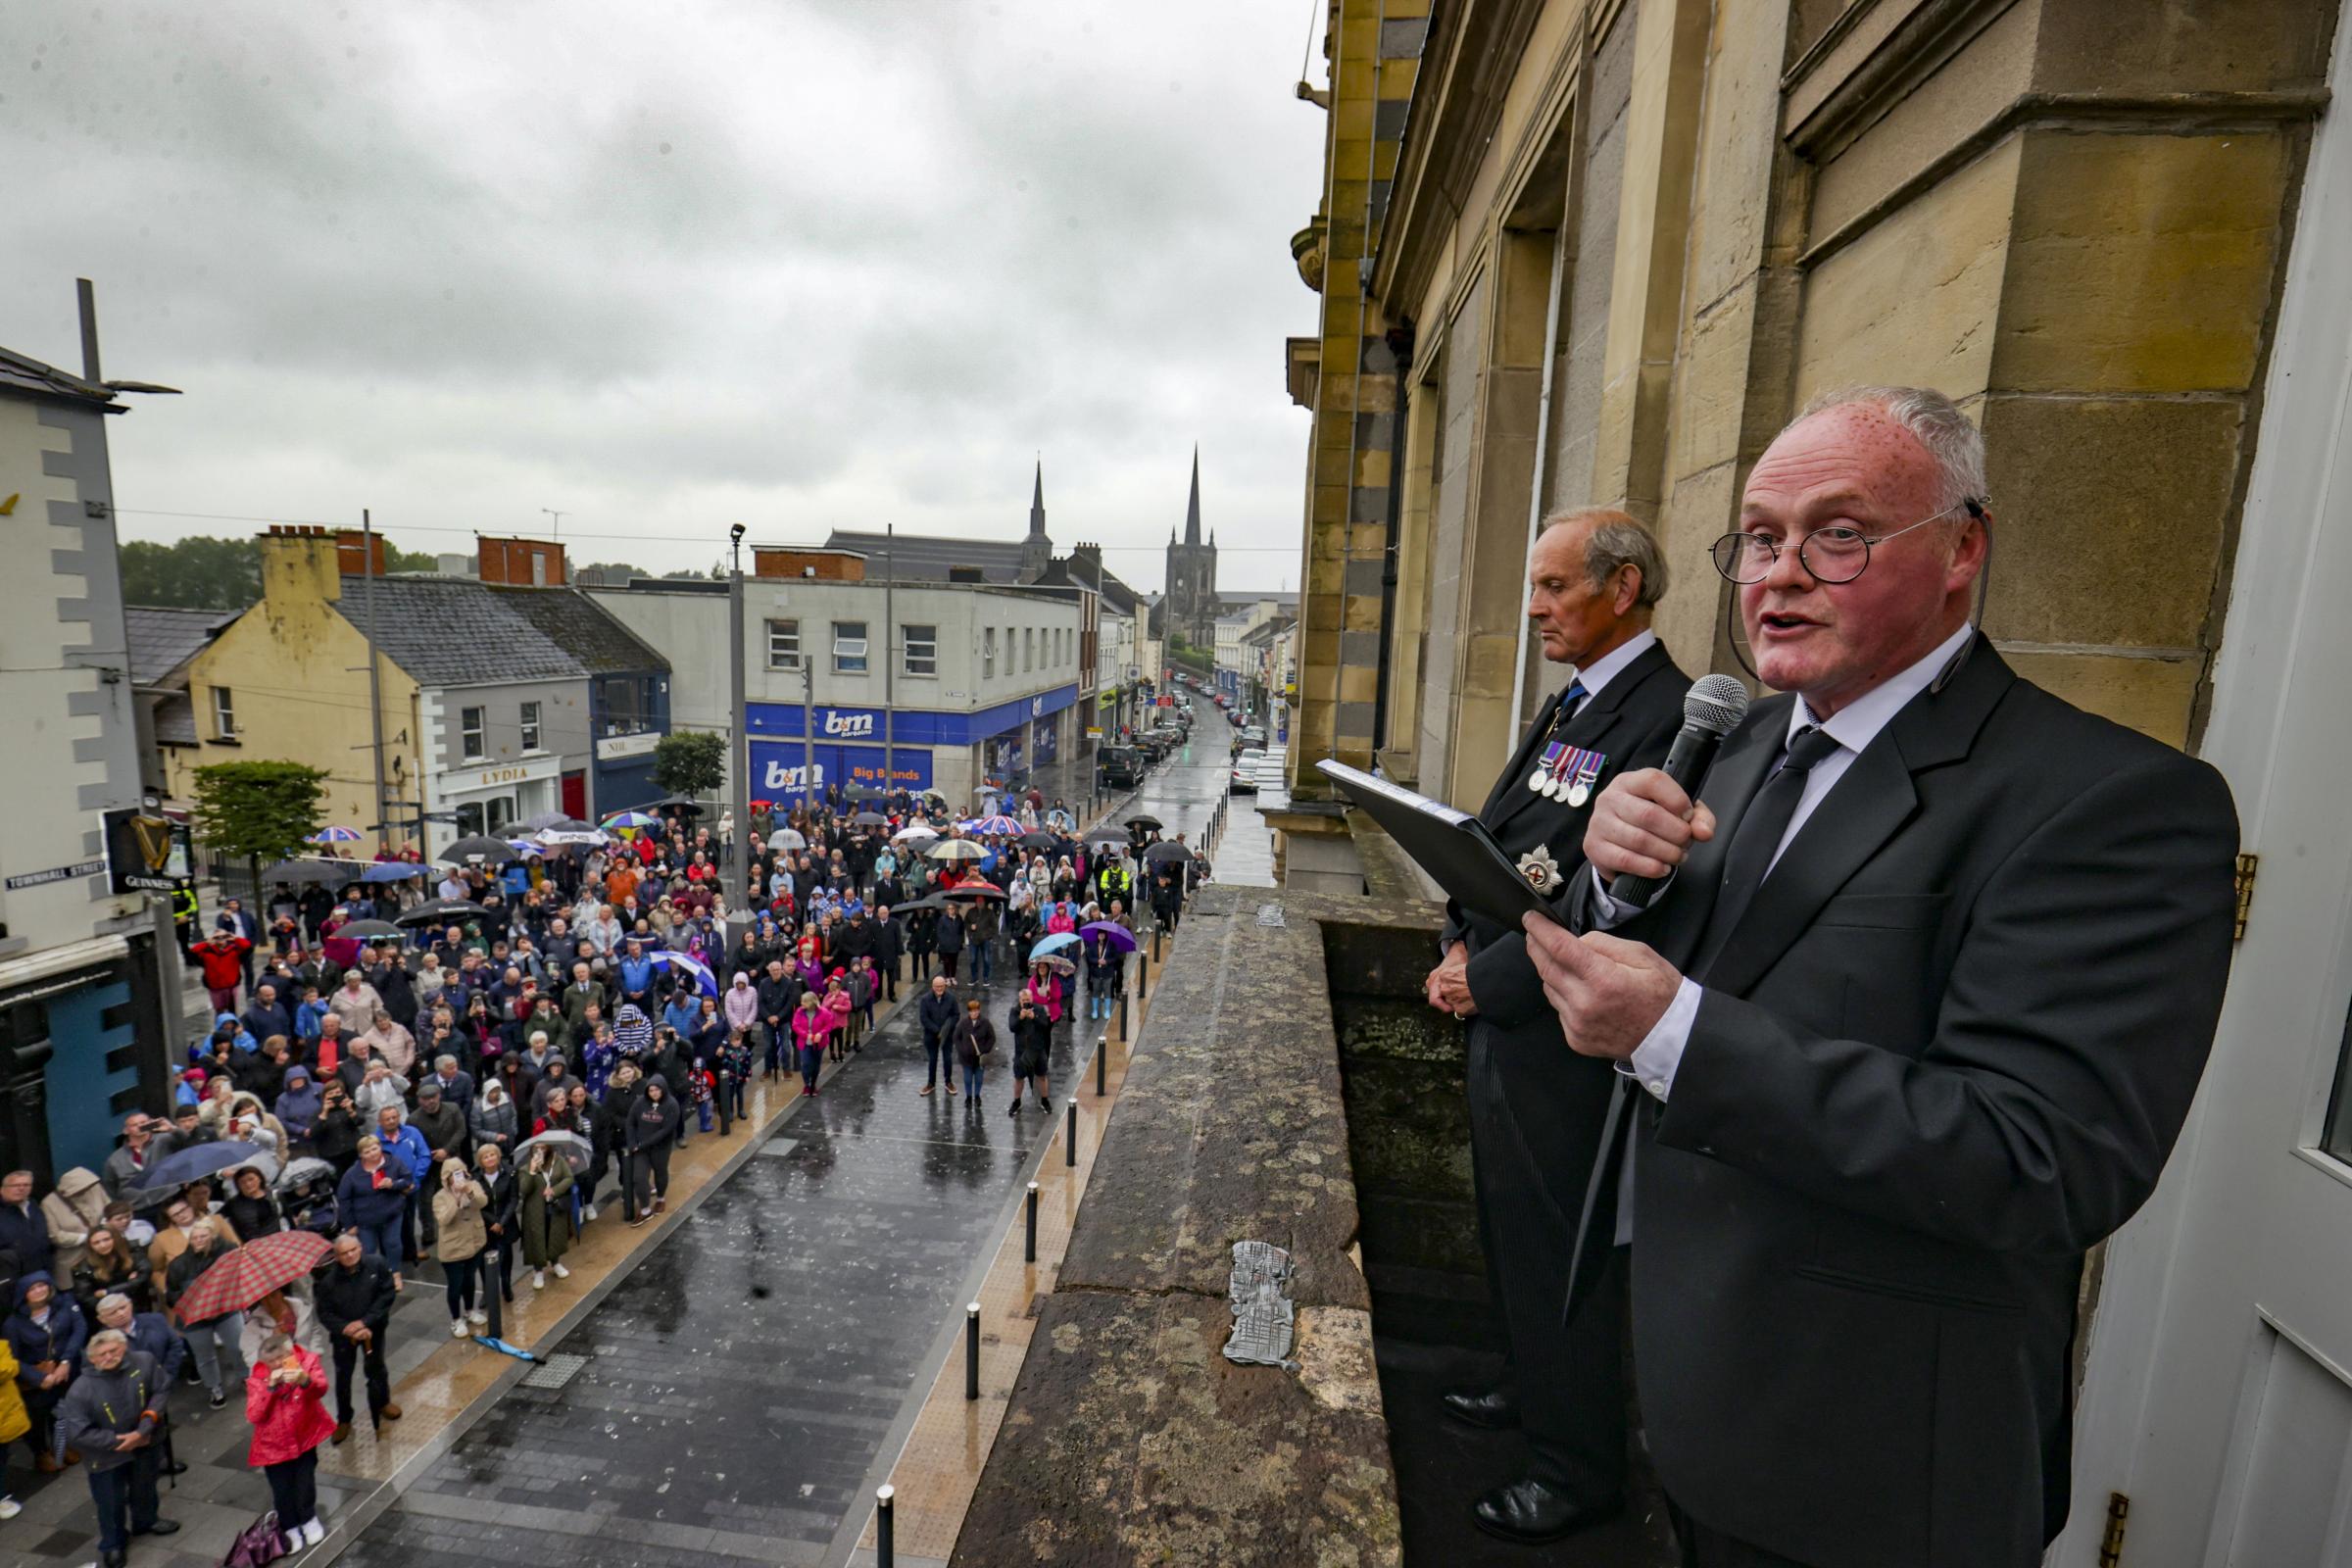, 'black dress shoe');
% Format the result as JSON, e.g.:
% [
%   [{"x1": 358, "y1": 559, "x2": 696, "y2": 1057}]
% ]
[
  {"x1": 132, "y1": 1519, "x2": 182, "y2": 1537},
  {"x1": 101, "y1": 1550, "x2": 126, "y2": 1568},
  {"x1": 1472, "y1": 1478, "x2": 1623, "y2": 1544},
  {"x1": 160, "y1": 1459, "x2": 189, "y2": 1476},
  {"x1": 1439, "y1": 1386, "x2": 1520, "y2": 1430}
]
